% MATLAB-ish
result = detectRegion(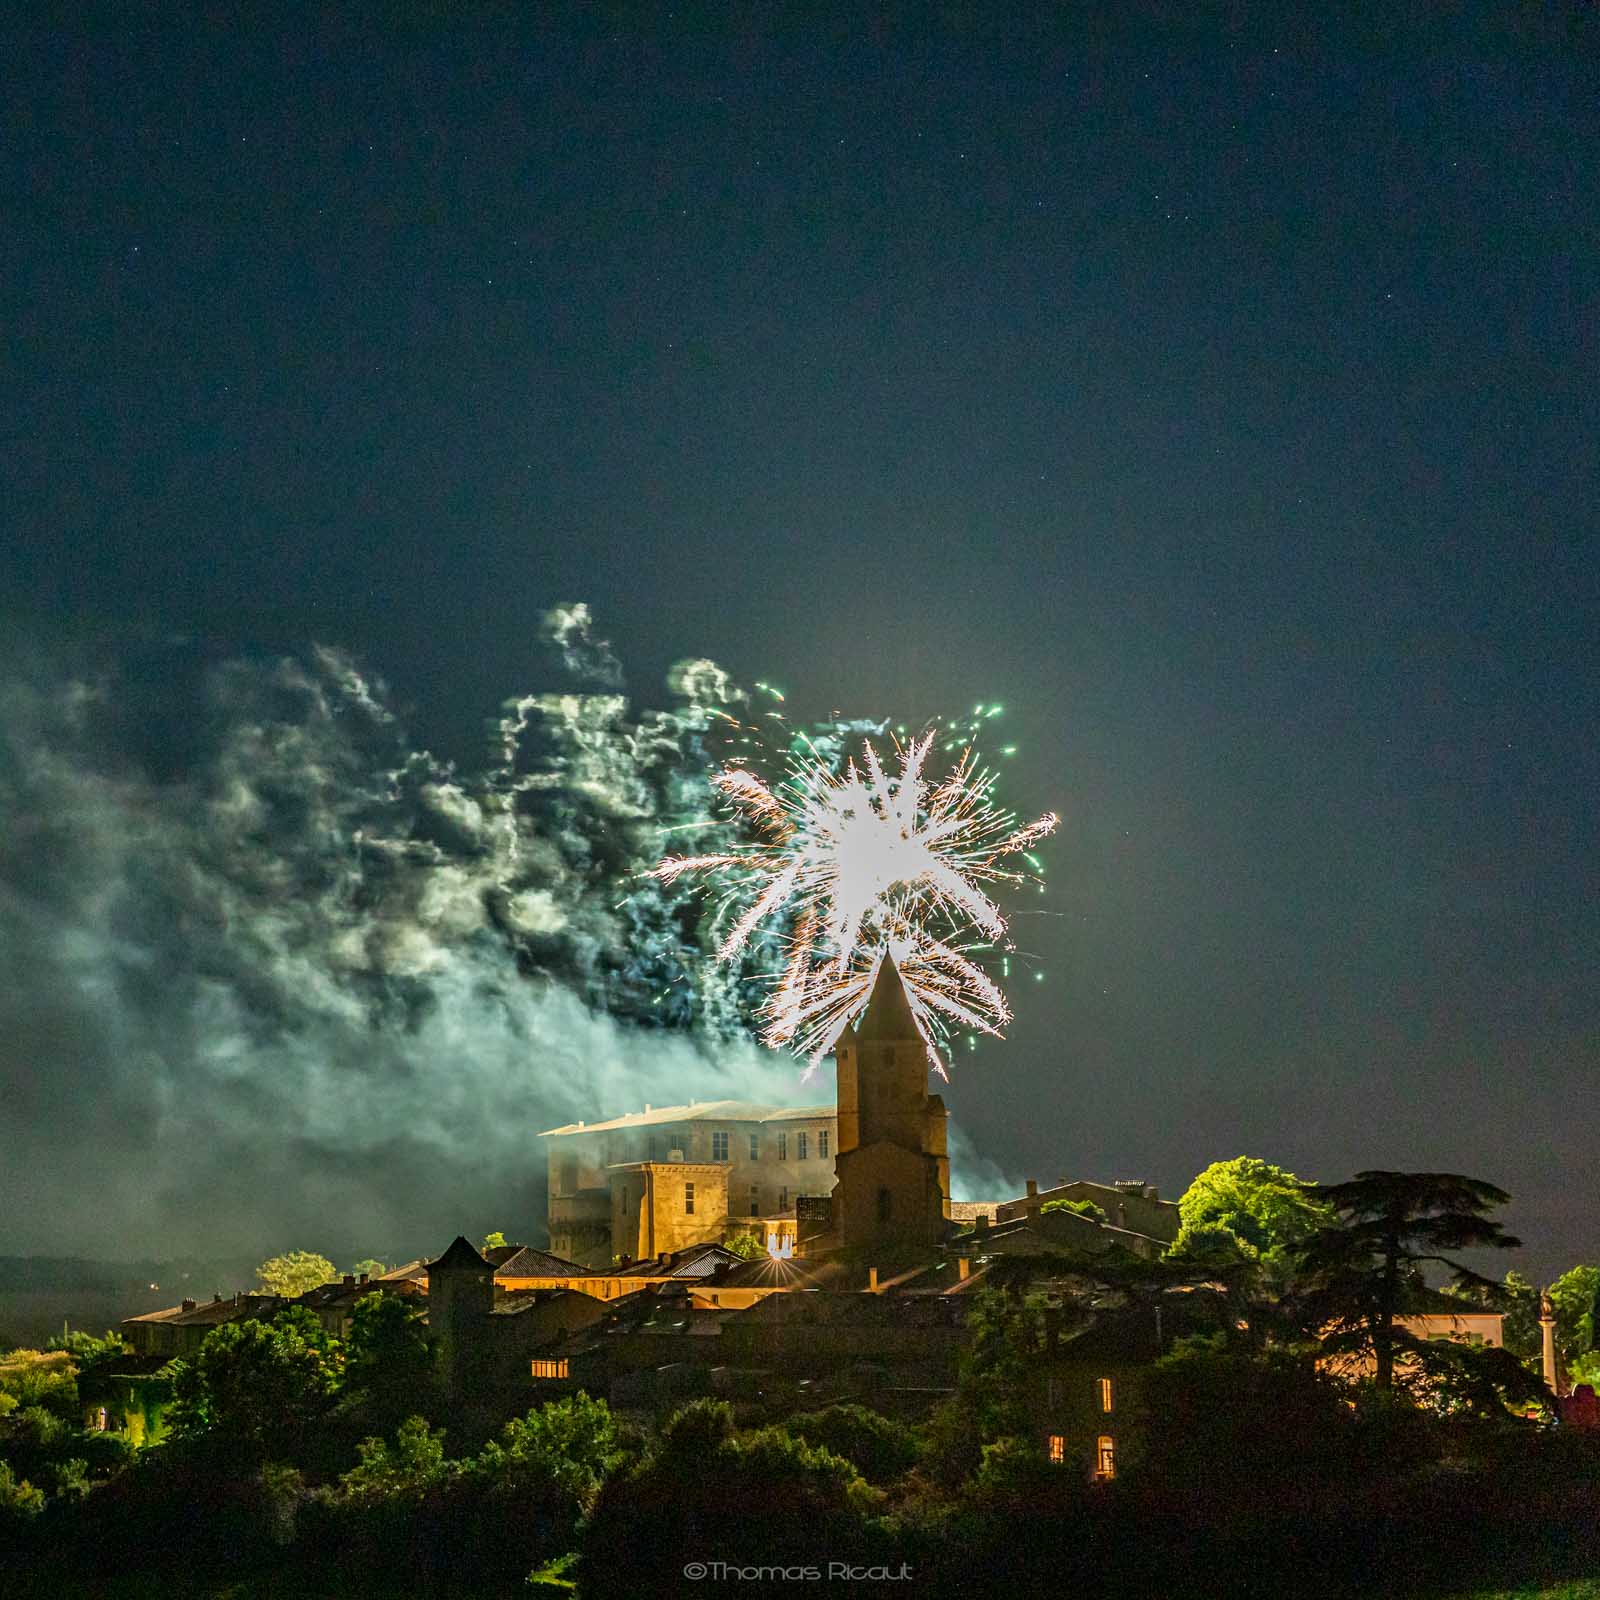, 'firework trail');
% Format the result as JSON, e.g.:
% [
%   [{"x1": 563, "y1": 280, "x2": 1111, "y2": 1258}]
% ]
[{"x1": 651, "y1": 725, "x2": 1057, "y2": 1076}]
